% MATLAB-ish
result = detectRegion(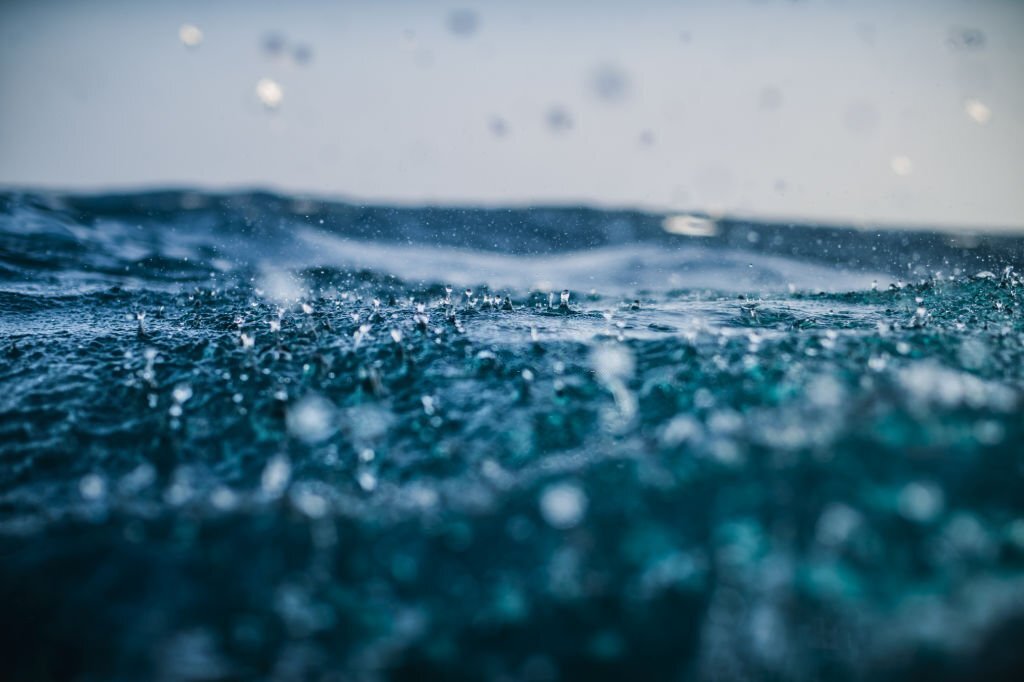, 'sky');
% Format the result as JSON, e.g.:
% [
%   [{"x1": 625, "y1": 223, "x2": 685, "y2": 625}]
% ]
[{"x1": 1, "y1": 0, "x2": 1022, "y2": 232}]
